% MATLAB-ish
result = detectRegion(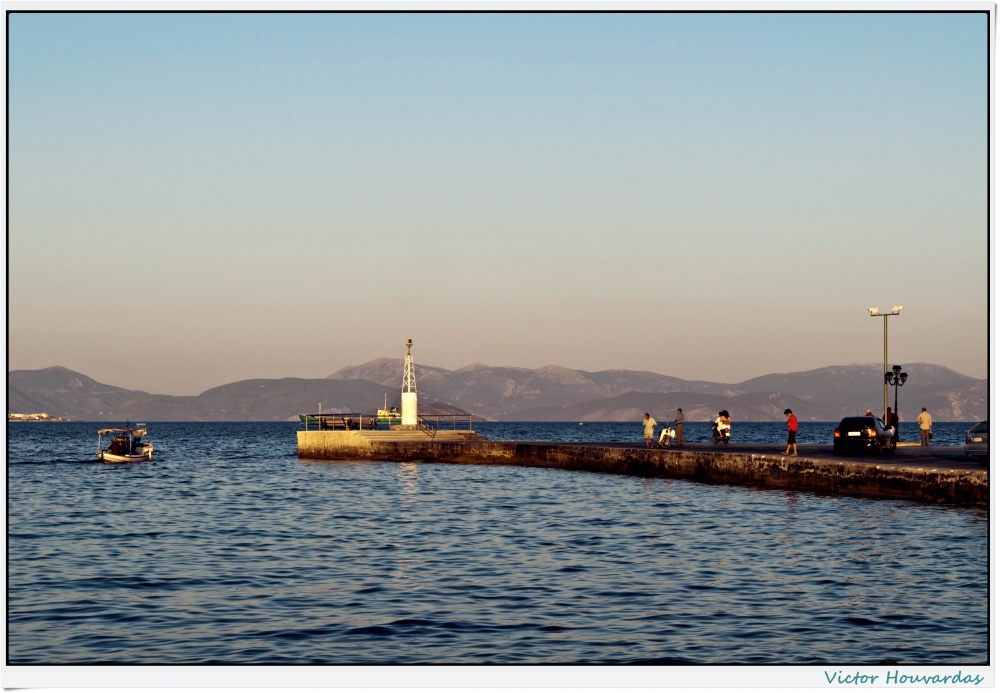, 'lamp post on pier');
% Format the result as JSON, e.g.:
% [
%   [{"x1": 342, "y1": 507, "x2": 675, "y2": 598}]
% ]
[
  {"x1": 885, "y1": 365, "x2": 907, "y2": 434},
  {"x1": 868, "y1": 306, "x2": 903, "y2": 421}
]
